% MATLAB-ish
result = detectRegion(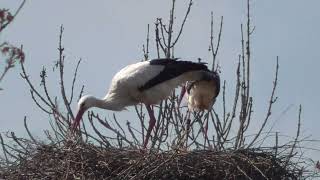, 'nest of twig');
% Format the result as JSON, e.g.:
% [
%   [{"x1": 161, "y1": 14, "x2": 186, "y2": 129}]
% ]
[{"x1": 0, "y1": 141, "x2": 302, "y2": 180}]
